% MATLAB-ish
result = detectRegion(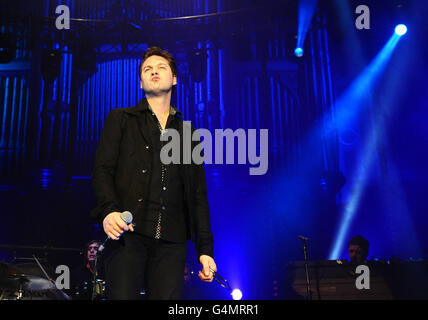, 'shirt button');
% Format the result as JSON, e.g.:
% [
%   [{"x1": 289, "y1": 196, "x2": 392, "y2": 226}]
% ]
[
  {"x1": 142, "y1": 169, "x2": 147, "y2": 174},
  {"x1": 161, "y1": 205, "x2": 166, "y2": 210},
  {"x1": 138, "y1": 198, "x2": 143, "y2": 202},
  {"x1": 162, "y1": 186, "x2": 166, "y2": 191},
  {"x1": 145, "y1": 145, "x2": 149, "y2": 150}
]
